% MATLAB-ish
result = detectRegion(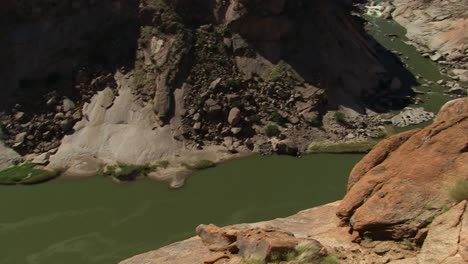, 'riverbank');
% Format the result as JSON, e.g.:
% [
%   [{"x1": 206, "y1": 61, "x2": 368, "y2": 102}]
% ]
[{"x1": 121, "y1": 98, "x2": 468, "y2": 264}]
